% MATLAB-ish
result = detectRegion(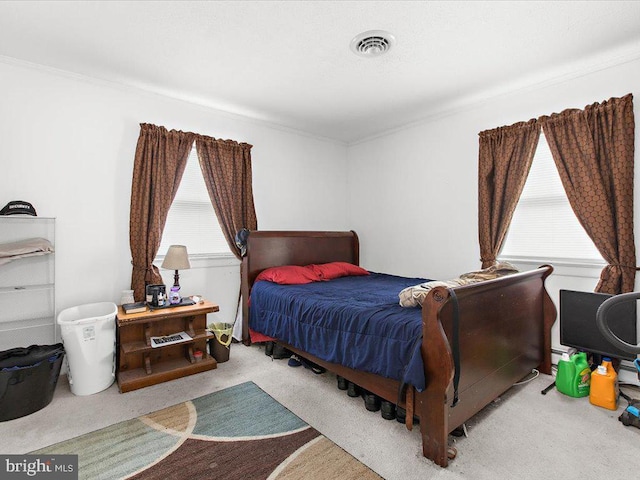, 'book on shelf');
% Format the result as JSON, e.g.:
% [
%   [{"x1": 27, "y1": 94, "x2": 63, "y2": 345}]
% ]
[{"x1": 122, "y1": 301, "x2": 147, "y2": 314}]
